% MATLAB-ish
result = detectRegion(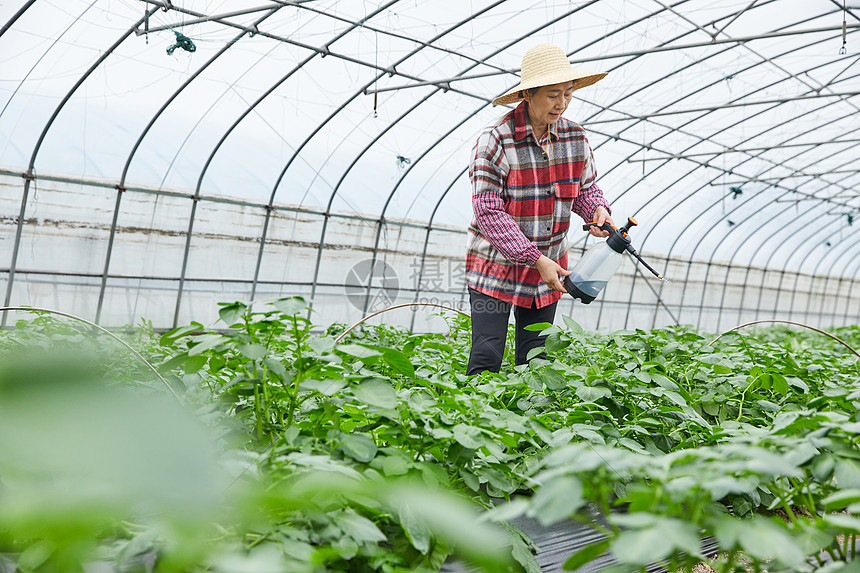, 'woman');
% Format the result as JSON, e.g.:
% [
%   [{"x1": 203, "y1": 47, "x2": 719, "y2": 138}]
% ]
[{"x1": 465, "y1": 43, "x2": 615, "y2": 376}]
